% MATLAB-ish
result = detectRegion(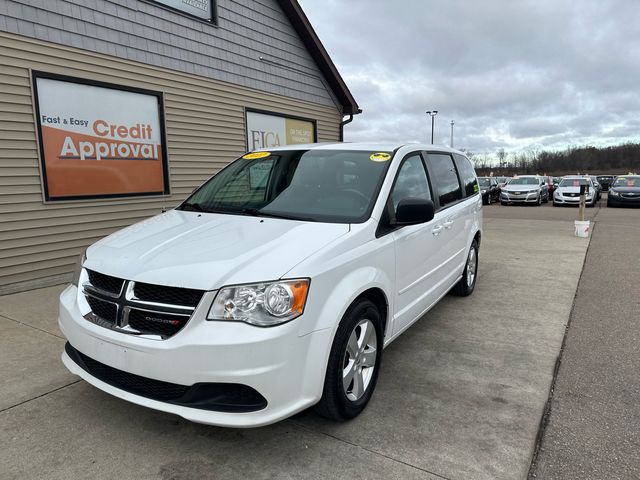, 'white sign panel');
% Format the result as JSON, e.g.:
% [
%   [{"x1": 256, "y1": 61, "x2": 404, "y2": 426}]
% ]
[
  {"x1": 246, "y1": 111, "x2": 315, "y2": 151},
  {"x1": 152, "y1": 0, "x2": 213, "y2": 21},
  {"x1": 35, "y1": 75, "x2": 168, "y2": 199}
]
